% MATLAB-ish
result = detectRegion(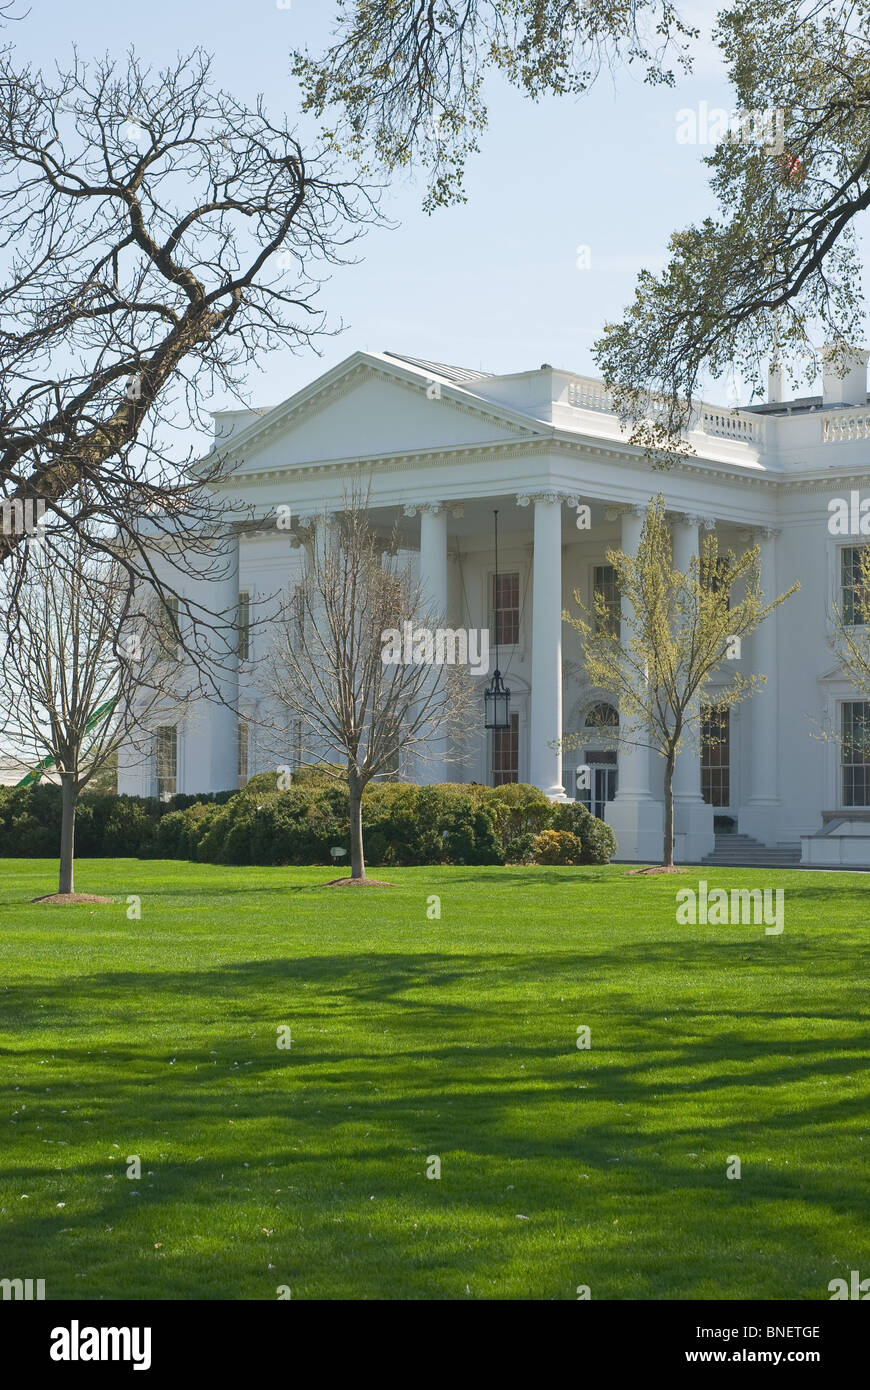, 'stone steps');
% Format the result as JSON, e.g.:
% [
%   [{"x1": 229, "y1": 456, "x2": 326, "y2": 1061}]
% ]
[{"x1": 701, "y1": 834, "x2": 801, "y2": 868}]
